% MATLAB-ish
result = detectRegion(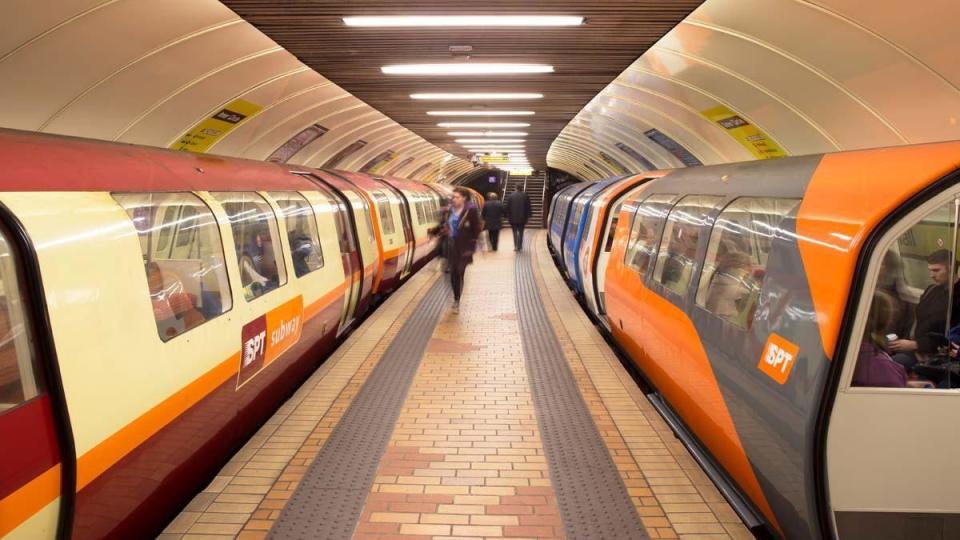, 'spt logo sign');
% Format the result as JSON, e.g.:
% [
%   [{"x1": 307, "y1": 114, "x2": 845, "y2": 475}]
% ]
[
  {"x1": 758, "y1": 333, "x2": 800, "y2": 385},
  {"x1": 238, "y1": 296, "x2": 304, "y2": 388}
]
